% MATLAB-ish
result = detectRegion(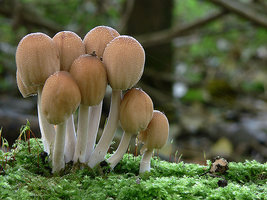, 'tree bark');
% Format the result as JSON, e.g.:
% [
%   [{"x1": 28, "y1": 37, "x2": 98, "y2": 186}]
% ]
[{"x1": 126, "y1": 0, "x2": 174, "y2": 119}]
